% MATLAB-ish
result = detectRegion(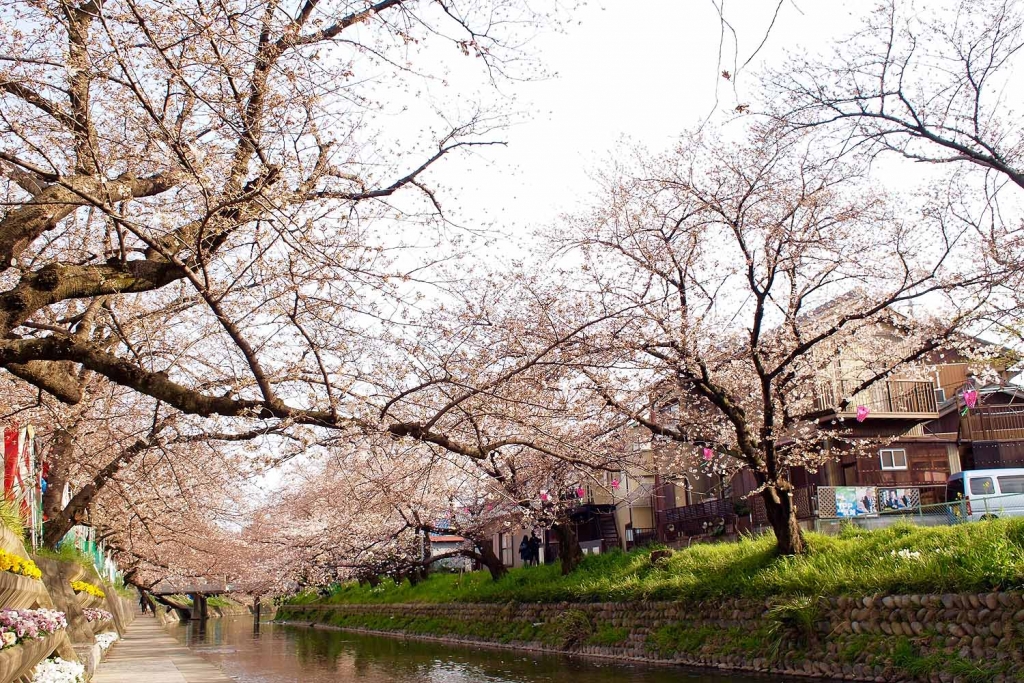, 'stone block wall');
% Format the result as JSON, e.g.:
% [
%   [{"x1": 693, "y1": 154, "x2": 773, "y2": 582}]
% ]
[{"x1": 280, "y1": 592, "x2": 1024, "y2": 682}]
